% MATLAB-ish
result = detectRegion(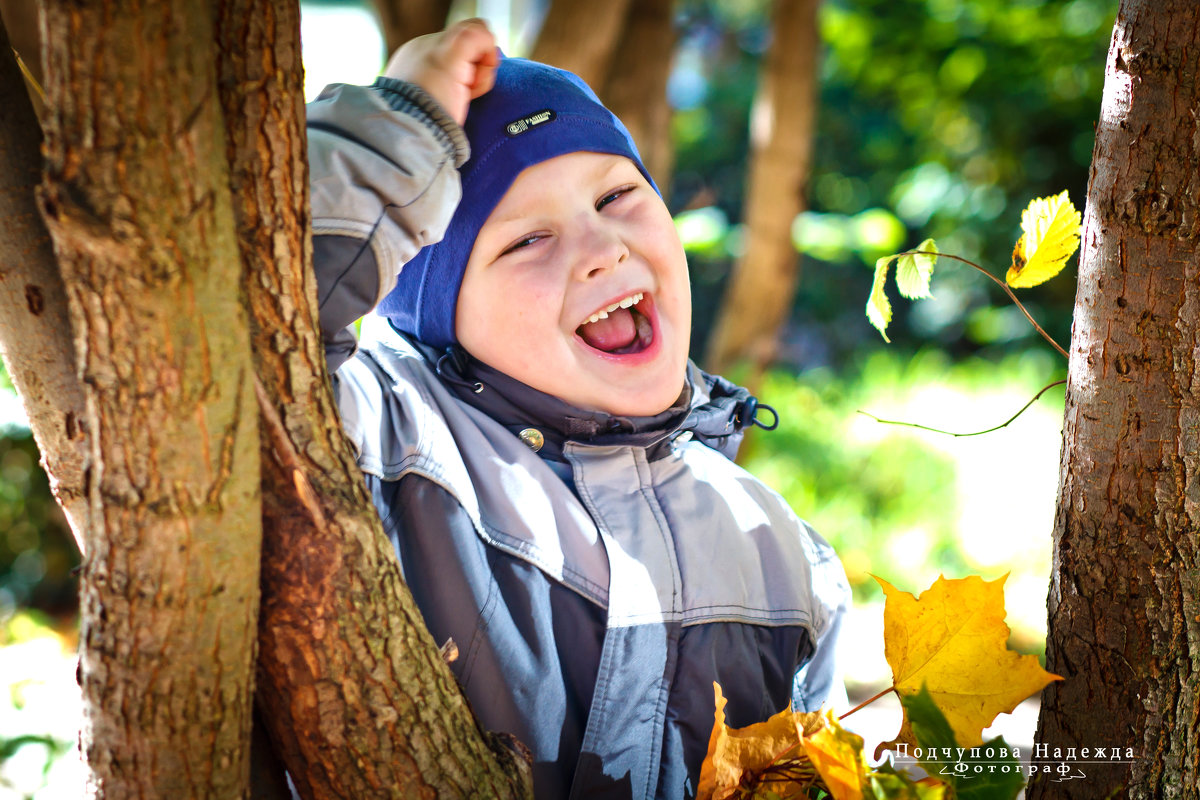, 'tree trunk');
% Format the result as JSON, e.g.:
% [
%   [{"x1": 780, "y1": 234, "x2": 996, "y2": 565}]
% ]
[
  {"x1": 531, "y1": 0, "x2": 633, "y2": 87},
  {"x1": 1029, "y1": 2, "x2": 1200, "y2": 798},
  {"x1": 369, "y1": 0, "x2": 452, "y2": 56},
  {"x1": 703, "y1": 0, "x2": 820, "y2": 376},
  {"x1": 9, "y1": 0, "x2": 533, "y2": 795},
  {"x1": 212, "y1": 1, "x2": 531, "y2": 796},
  {"x1": 599, "y1": 0, "x2": 677, "y2": 193},
  {"x1": 0, "y1": 16, "x2": 87, "y2": 547},
  {"x1": 38, "y1": 1, "x2": 262, "y2": 796}
]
